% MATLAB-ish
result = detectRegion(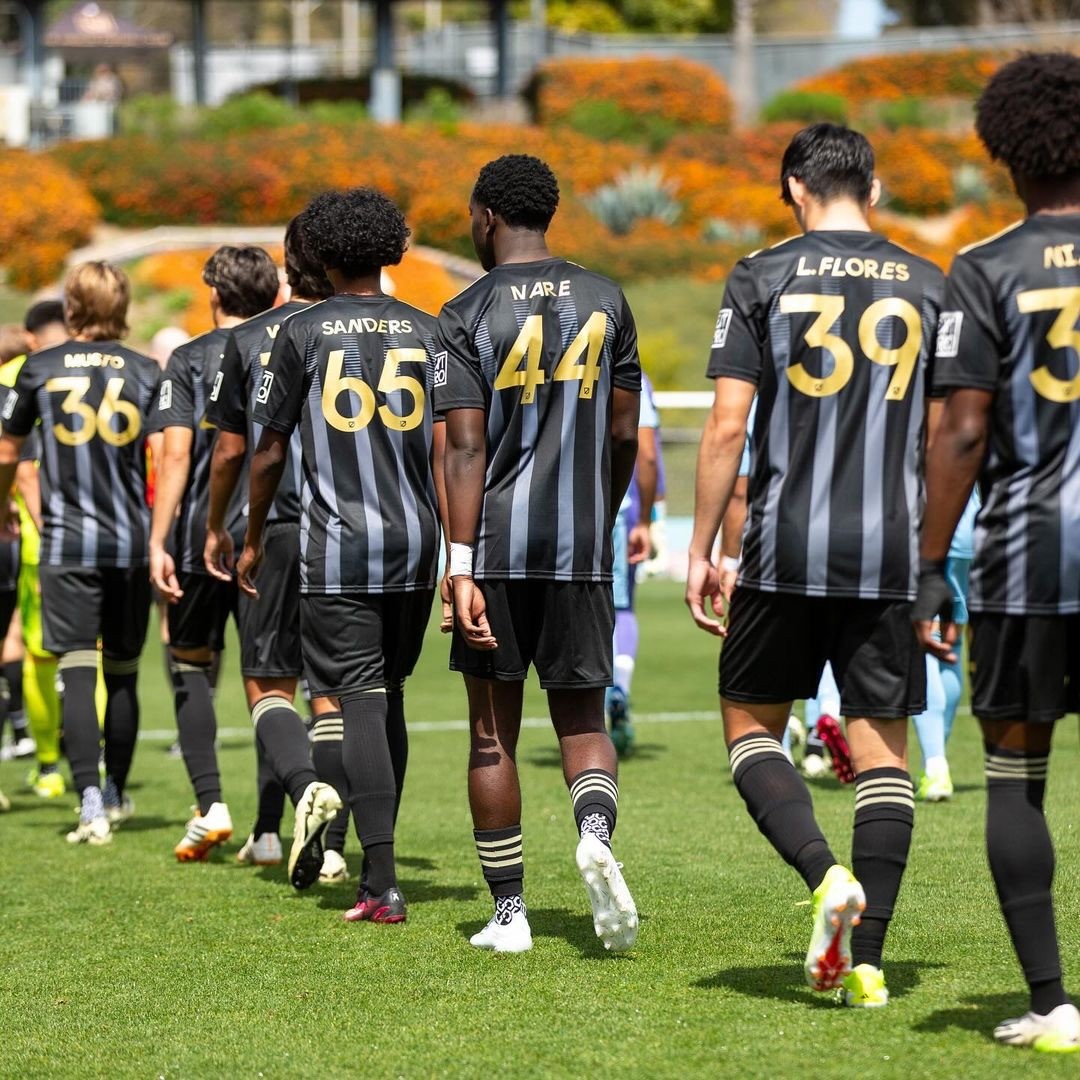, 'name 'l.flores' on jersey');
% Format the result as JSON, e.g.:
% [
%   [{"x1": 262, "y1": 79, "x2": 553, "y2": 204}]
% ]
[
  {"x1": 709, "y1": 232, "x2": 945, "y2": 600},
  {"x1": 433, "y1": 258, "x2": 641, "y2": 581},
  {"x1": 1, "y1": 341, "x2": 160, "y2": 568},
  {"x1": 253, "y1": 295, "x2": 441, "y2": 595}
]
